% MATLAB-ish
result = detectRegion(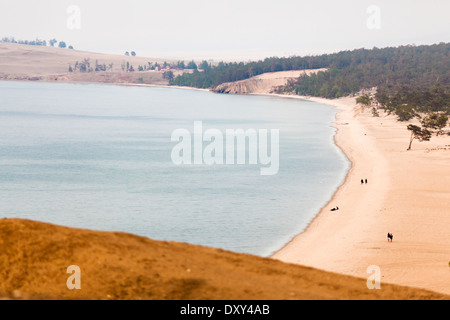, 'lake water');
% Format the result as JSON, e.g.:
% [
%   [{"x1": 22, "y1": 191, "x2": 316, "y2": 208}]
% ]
[{"x1": 0, "y1": 81, "x2": 349, "y2": 256}]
